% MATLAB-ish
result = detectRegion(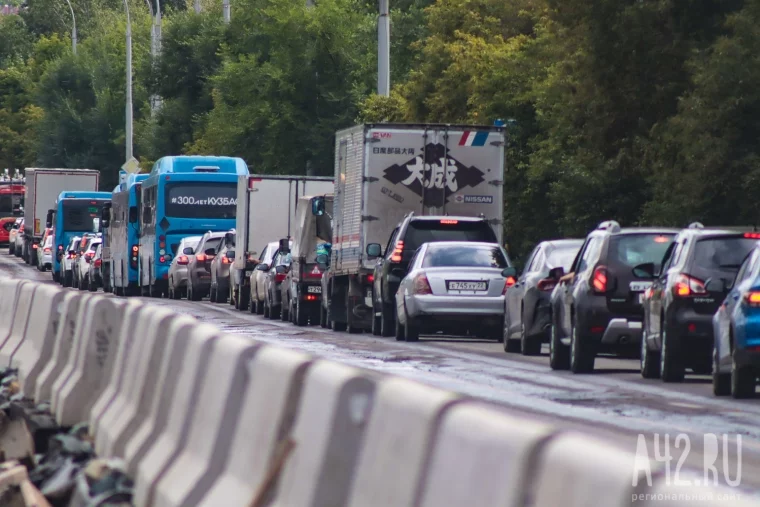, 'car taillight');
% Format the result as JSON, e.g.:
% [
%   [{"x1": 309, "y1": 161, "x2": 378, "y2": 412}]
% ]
[
  {"x1": 390, "y1": 240, "x2": 404, "y2": 263},
  {"x1": 275, "y1": 273, "x2": 287, "y2": 283},
  {"x1": 160, "y1": 256, "x2": 166, "y2": 263},
  {"x1": 537, "y1": 278, "x2": 556, "y2": 292},
  {"x1": 592, "y1": 266, "x2": 608, "y2": 294},
  {"x1": 32, "y1": 244, "x2": 38, "y2": 250},
  {"x1": 503, "y1": 276, "x2": 516, "y2": 294},
  {"x1": 673, "y1": 274, "x2": 706, "y2": 297},
  {"x1": 413, "y1": 274, "x2": 432, "y2": 295},
  {"x1": 58, "y1": 245, "x2": 63, "y2": 251},
  {"x1": 94, "y1": 259, "x2": 102, "y2": 267},
  {"x1": 85, "y1": 252, "x2": 94, "y2": 259},
  {"x1": 743, "y1": 291, "x2": 760, "y2": 306},
  {"x1": 222, "y1": 256, "x2": 232, "y2": 264},
  {"x1": 367, "y1": 274, "x2": 374, "y2": 283},
  {"x1": 744, "y1": 233, "x2": 760, "y2": 239},
  {"x1": 305, "y1": 294, "x2": 318, "y2": 301},
  {"x1": 196, "y1": 254, "x2": 207, "y2": 262},
  {"x1": 44, "y1": 247, "x2": 51, "y2": 253},
  {"x1": 177, "y1": 255, "x2": 189, "y2": 265}
]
